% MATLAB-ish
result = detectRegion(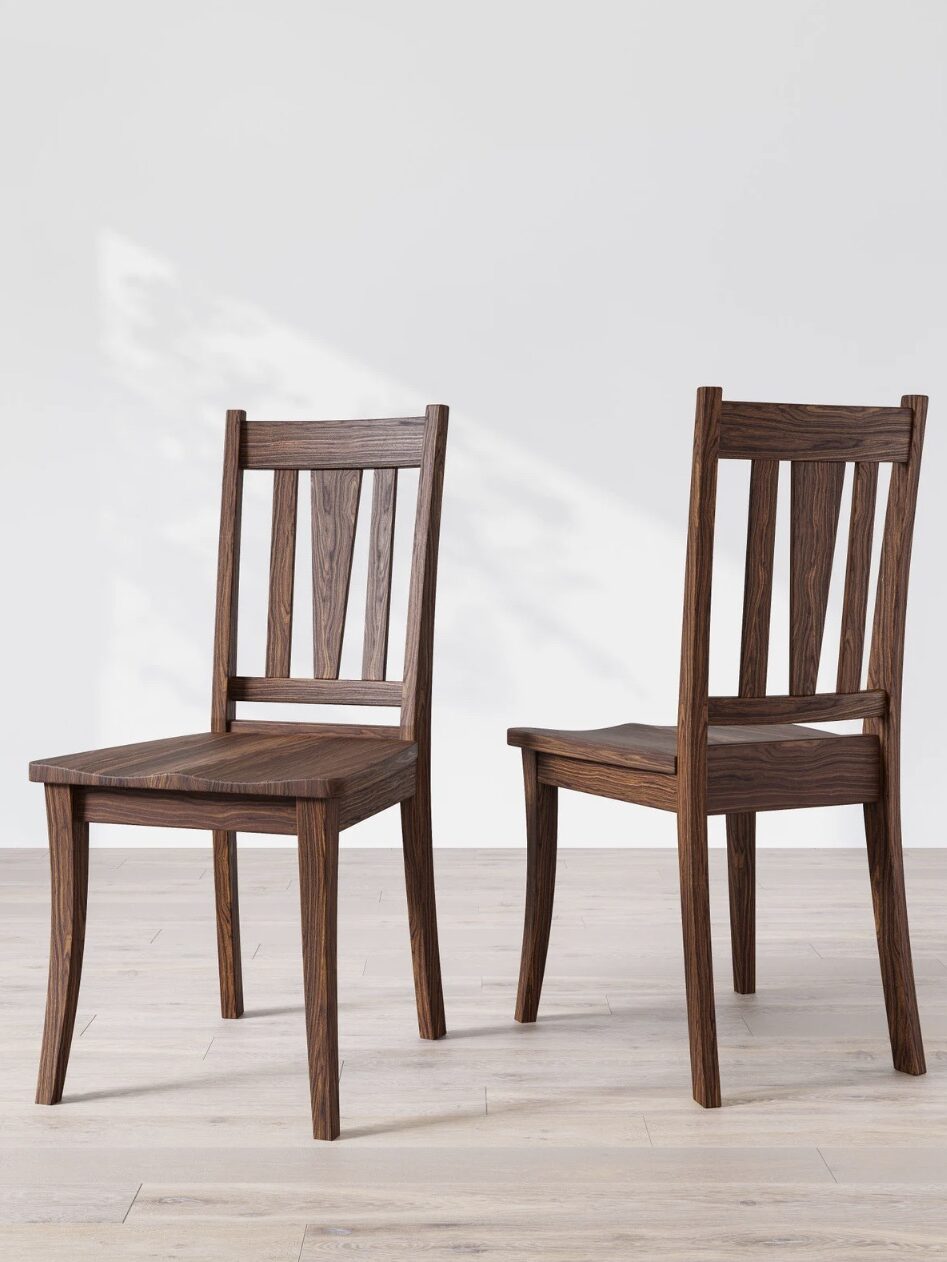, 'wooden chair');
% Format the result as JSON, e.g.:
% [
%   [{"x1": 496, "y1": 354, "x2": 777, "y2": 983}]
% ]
[
  {"x1": 29, "y1": 404, "x2": 449, "y2": 1139},
  {"x1": 509, "y1": 388, "x2": 928, "y2": 1107}
]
